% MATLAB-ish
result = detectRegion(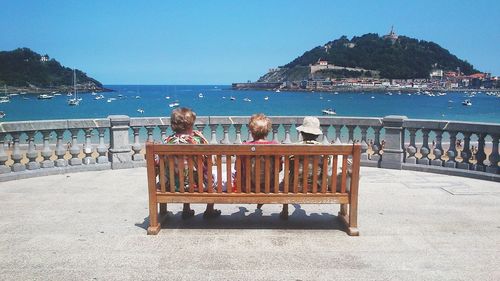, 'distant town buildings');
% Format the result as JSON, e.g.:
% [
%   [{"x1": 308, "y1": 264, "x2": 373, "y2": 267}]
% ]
[{"x1": 40, "y1": 55, "x2": 49, "y2": 62}]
